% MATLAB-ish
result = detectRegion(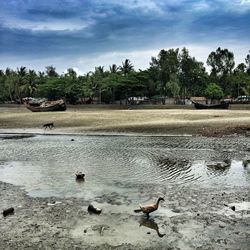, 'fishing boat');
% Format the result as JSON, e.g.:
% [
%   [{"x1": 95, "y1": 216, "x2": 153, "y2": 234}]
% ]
[
  {"x1": 193, "y1": 102, "x2": 229, "y2": 109},
  {"x1": 25, "y1": 99, "x2": 67, "y2": 112}
]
